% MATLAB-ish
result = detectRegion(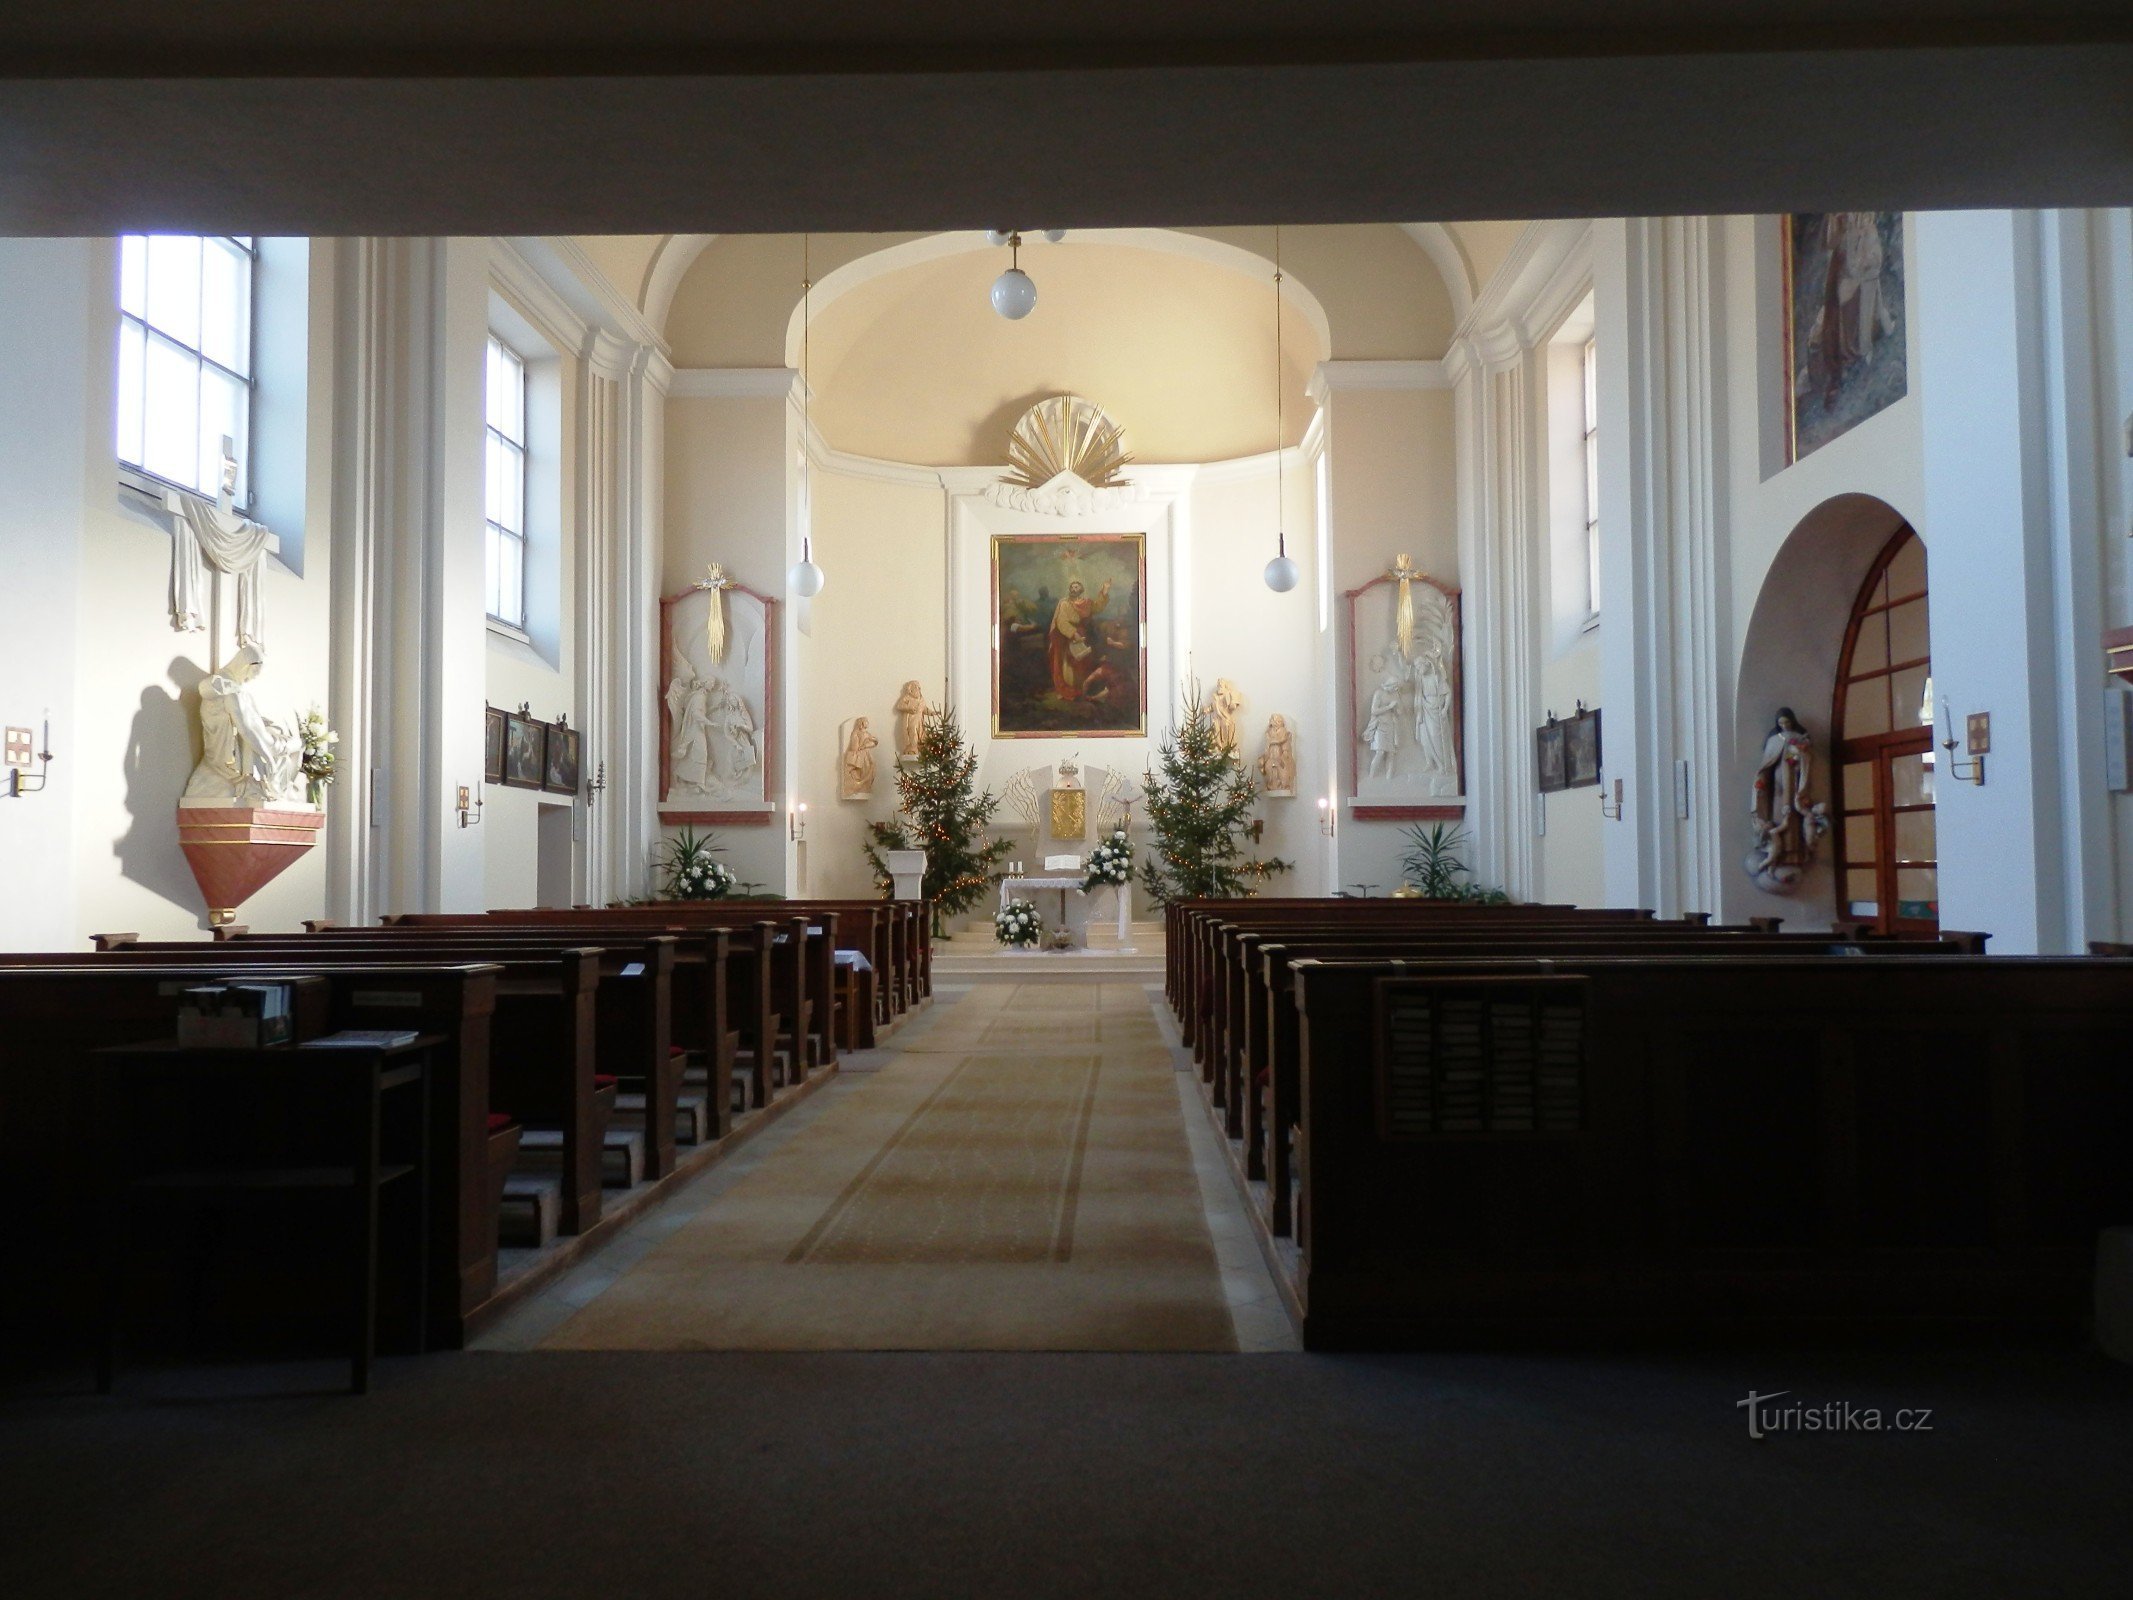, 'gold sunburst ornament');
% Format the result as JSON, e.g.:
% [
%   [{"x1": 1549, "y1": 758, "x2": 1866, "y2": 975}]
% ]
[{"x1": 1003, "y1": 395, "x2": 1134, "y2": 490}]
